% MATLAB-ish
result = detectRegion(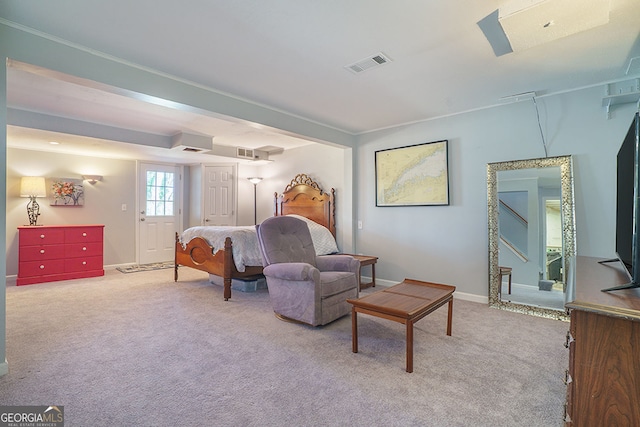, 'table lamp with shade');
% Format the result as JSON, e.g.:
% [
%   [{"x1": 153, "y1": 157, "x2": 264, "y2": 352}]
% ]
[{"x1": 20, "y1": 176, "x2": 47, "y2": 226}]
